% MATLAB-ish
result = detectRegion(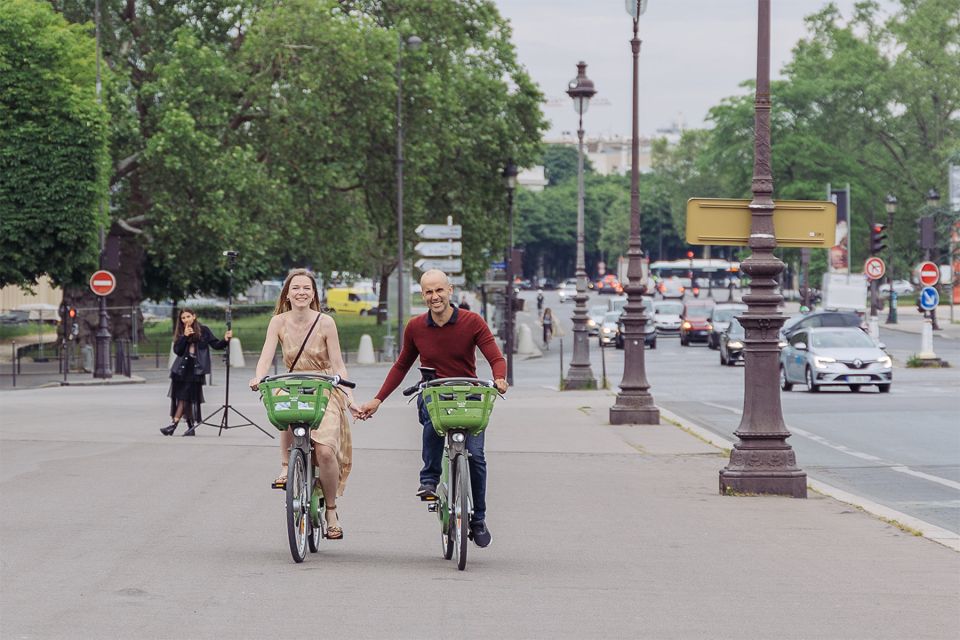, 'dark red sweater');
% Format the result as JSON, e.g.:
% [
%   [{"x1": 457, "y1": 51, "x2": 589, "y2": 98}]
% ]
[{"x1": 375, "y1": 306, "x2": 506, "y2": 401}]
